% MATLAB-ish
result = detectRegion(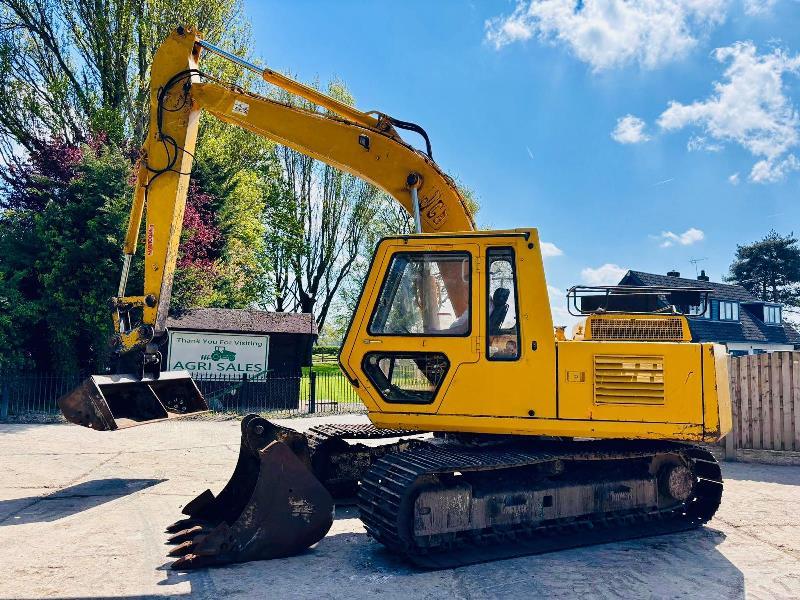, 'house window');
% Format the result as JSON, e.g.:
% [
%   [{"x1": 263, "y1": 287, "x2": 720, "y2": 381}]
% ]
[
  {"x1": 719, "y1": 301, "x2": 739, "y2": 321},
  {"x1": 764, "y1": 305, "x2": 781, "y2": 324}
]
